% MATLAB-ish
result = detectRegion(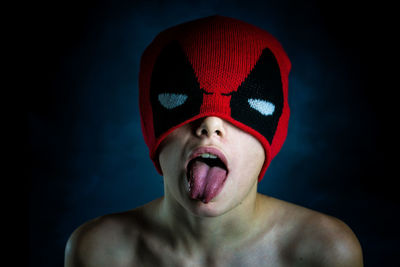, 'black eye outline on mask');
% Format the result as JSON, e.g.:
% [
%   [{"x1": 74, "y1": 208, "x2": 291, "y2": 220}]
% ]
[
  {"x1": 230, "y1": 47, "x2": 283, "y2": 144},
  {"x1": 150, "y1": 41, "x2": 203, "y2": 138}
]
